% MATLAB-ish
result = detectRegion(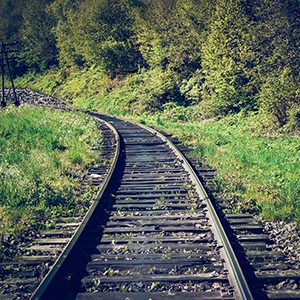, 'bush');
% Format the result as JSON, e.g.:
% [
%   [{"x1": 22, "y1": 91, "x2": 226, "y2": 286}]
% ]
[
  {"x1": 200, "y1": 0, "x2": 257, "y2": 118},
  {"x1": 259, "y1": 68, "x2": 298, "y2": 127},
  {"x1": 161, "y1": 102, "x2": 201, "y2": 123},
  {"x1": 180, "y1": 70, "x2": 204, "y2": 105},
  {"x1": 293, "y1": 110, "x2": 300, "y2": 129}
]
